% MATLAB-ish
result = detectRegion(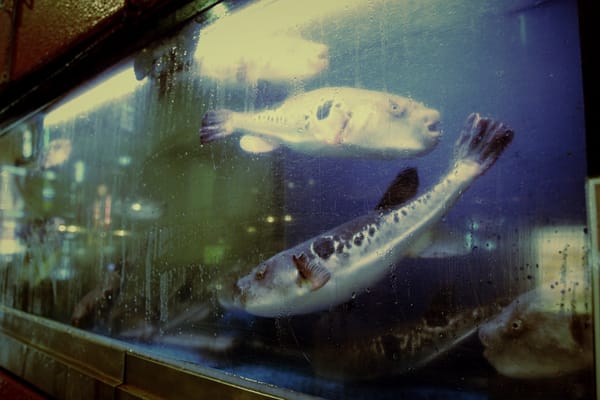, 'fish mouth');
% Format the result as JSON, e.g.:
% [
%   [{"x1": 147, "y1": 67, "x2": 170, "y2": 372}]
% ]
[
  {"x1": 217, "y1": 295, "x2": 236, "y2": 311},
  {"x1": 217, "y1": 279, "x2": 246, "y2": 311},
  {"x1": 427, "y1": 121, "x2": 441, "y2": 135},
  {"x1": 478, "y1": 327, "x2": 496, "y2": 350}
]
